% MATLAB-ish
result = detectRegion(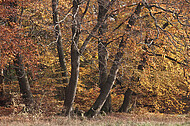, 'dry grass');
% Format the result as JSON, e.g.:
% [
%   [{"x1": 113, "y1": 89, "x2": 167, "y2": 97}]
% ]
[{"x1": 0, "y1": 112, "x2": 189, "y2": 126}]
